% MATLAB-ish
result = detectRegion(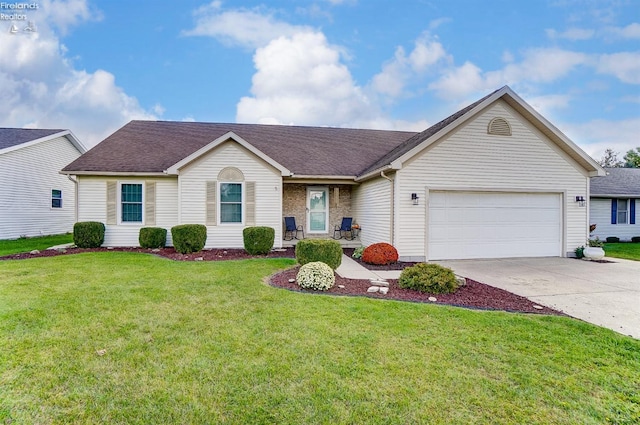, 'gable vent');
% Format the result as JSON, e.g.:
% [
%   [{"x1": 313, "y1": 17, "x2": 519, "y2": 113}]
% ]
[
  {"x1": 217, "y1": 167, "x2": 244, "y2": 181},
  {"x1": 488, "y1": 117, "x2": 512, "y2": 136}
]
